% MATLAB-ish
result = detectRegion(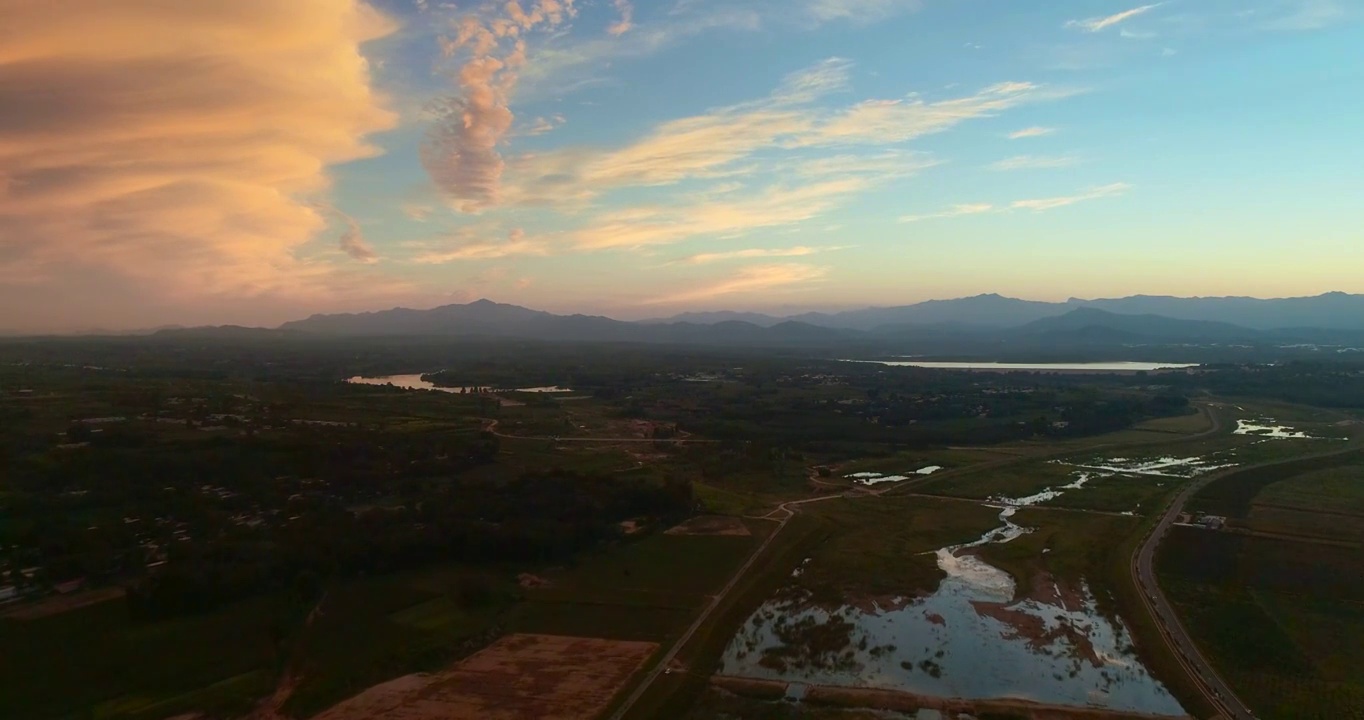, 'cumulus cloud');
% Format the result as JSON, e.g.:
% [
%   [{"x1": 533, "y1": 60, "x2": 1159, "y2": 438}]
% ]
[
  {"x1": 0, "y1": 0, "x2": 399, "y2": 329},
  {"x1": 1066, "y1": 3, "x2": 1162, "y2": 32},
  {"x1": 335, "y1": 213, "x2": 379, "y2": 263},
  {"x1": 990, "y1": 155, "x2": 1082, "y2": 171},
  {"x1": 1008, "y1": 126, "x2": 1056, "y2": 139},
  {"x1": 608, "y1": 0, "x2": 634, "y2": 35},
  {"x1": 1011, "y1": 183, "x2": 1131, "y2": 210},
  {"x1": 643, "y1": 263, "x2": 828, "y2": 305},
  {"x1": 421, "y1": 1, "x2": 576, "y2": 211}
]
